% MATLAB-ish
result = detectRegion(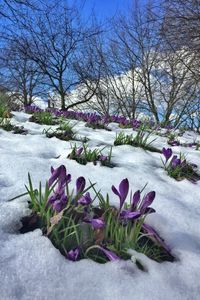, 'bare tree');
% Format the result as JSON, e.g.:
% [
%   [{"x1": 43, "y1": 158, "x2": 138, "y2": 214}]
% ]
[
  {"x1": 1, "y1": 40, "x2": 45, "y2": 106},
  {"x1": 0, "y1": 0, "x2": 37, "y2": 20},
  {"x1": 102, "y1": 1, "x2": 163, "y2": 122},
  {"x1": 161, "y1": 0, "x2": 200, "y2": 82},
  {"x1": 13, "y1": 2, "x2": 101, "y2": 110}
]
